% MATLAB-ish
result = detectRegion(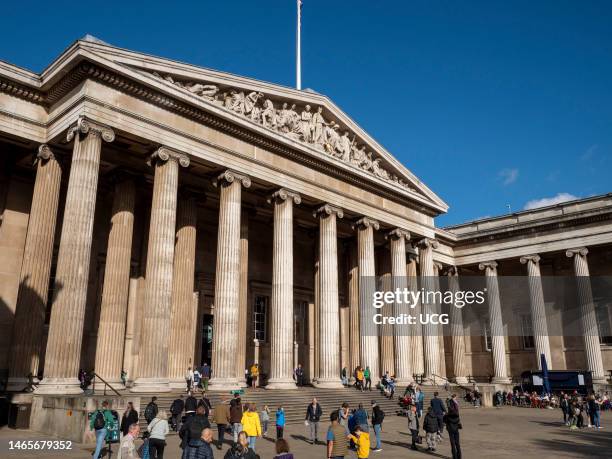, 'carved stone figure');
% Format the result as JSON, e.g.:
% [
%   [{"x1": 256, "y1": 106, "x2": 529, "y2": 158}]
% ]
[
  {"x1": 336, "y1": 131, "x2": 352, "y2": 161},
  {"x1": 323, "y1": 121, "x2": 340, "y2": 153},
  {"x1": 261, "y1": 99, "x2": 276, "y2": 128},
  {"x1": 372, "y1": 158, "x2": 389, "y2": 179},
  {"x1": 310, "y1": 106, "x2": 326, "y2": 146},
  {"x1": 300, "y1": 105, "x2": 313, "y2": 142},
  {"x1": 361, "y1": 152, "x2": 374, "y2": 172},
  {"x1": 185, "y1": 83, "x2": 219, "y2": 100},
  {"x1": 350, "y1": 145, "x2": 366, "y2": 167}
]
